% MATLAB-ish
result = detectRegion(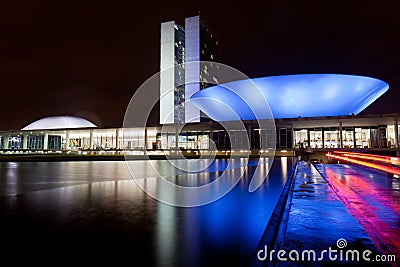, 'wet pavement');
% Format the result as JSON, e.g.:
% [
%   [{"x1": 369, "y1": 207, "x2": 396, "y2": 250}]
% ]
[
  {"x1": 316, "y1": 164, "x2": 400, "y2": 262},
  {"x1": 276, "y1": 161, "x2": 397, "y2": 266}
]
